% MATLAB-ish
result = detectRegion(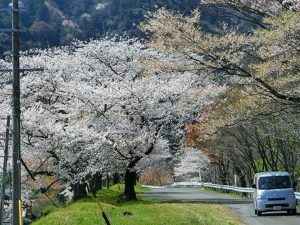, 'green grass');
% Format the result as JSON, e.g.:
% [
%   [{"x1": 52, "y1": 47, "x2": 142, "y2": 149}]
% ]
[{"x1": 31, "y1": 184, "x2": 245, "y2": 225}]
